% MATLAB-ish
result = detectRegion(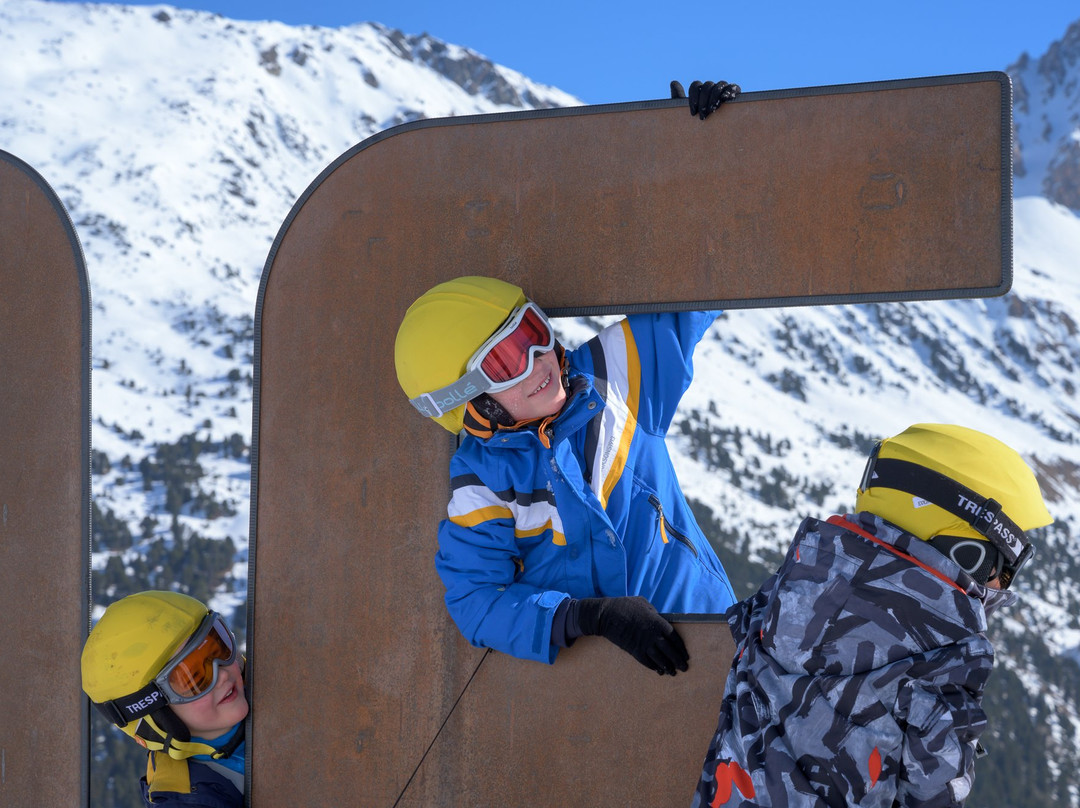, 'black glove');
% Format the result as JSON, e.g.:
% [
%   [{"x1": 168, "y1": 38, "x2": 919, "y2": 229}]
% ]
[
  {"x1": 572, "y1": 596, "x2": 689, "y2": 675},
  {"x1": 670, "y1": 79, "x2": 740, "y2": 119}
]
